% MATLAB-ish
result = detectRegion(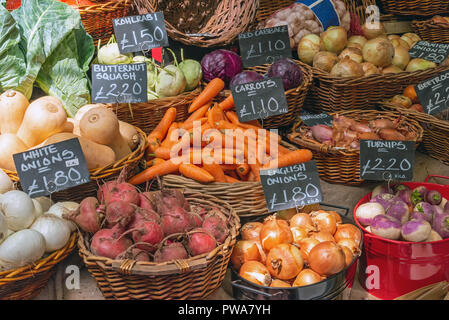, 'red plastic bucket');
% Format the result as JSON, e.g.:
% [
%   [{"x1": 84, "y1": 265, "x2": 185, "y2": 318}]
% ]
[{"x1": 354, "y1": 175, "x2": 449, "y2": 300}]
